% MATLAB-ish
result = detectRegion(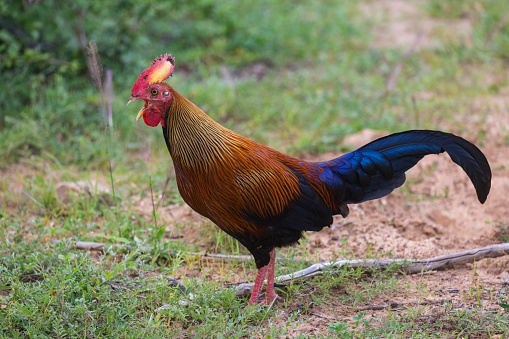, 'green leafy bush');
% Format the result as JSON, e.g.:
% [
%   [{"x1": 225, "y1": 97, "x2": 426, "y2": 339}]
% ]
[{"x1": 0, "y1": 0, "x2": 365, "y2": 166}]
